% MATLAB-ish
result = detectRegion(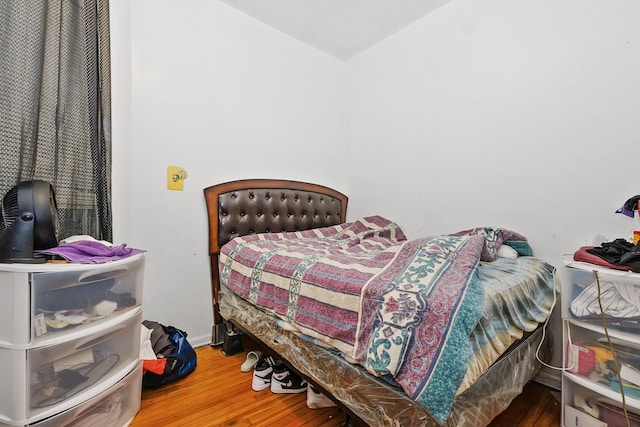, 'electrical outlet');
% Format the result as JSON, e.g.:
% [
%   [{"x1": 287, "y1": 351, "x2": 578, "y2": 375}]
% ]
[{"x1": 167, "y1": 166, "x2": 185, "y2": 191}]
